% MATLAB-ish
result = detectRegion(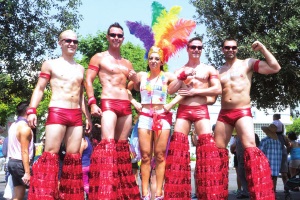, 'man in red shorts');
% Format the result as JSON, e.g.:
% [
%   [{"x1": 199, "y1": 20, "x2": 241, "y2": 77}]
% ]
[
  {"x1": 214, "y1": 38, "x2": 281, "y2": 199},
  {"x1": 85, "y1": 22, "x2": 140, "y2": 199},
  {"x1": 164, "y1": 37, "x2": 222, "y2": 199},
  {"x1": 27, "y1": 30, "x2": 92, "y2": 200}
]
